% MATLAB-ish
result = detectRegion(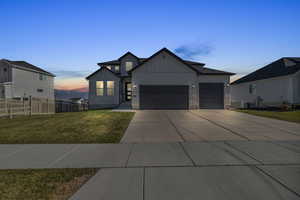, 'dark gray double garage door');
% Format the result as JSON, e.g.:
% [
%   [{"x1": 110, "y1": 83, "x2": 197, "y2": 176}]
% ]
[
  {"x1": 139, "y1": 83, "x2": 224, "y2": 109},
  {"x1": 139, "y1": 85, "x2": 189, "y2": 109}
]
